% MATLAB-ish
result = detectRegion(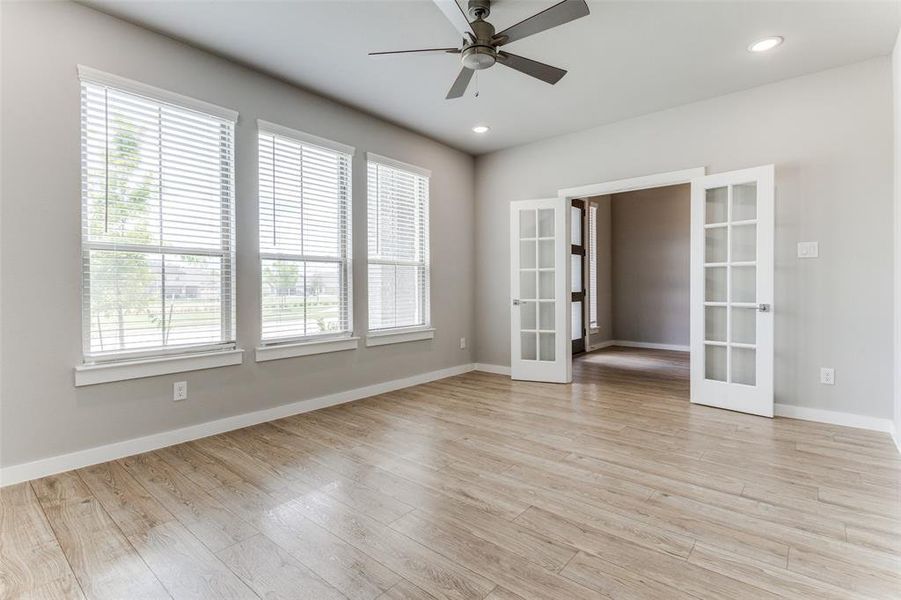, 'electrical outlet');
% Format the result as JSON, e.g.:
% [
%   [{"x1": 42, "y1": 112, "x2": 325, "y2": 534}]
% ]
[
  {"x1": 797, "y1": 242, "x2": 819, "y2": 258},
  {"x1": 460, "y1": 337, "x2": 466, "y2": 349},
  {"x1": 173, "y1": 381, "x2": 188, "y2": 401},
  {"x1": 820, "y1": 368, "x2": 834, "y2": 385}
]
